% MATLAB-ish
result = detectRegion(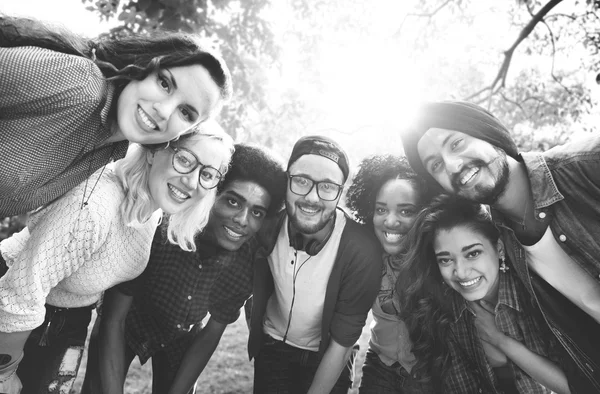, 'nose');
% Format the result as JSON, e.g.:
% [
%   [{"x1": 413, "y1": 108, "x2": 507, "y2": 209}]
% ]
[
  {"x1": 445, "y1": 154, "x2": 463, "y2": 174},
  {"x1": 454, "y1": 258, "x2": 471, "y2": 279},
  {"x1": 304, "y1": 184, "x2": 320, "y2": 203},
  {"x1": 152, "y1": 99, "x2": 177, "y2": 122},
  {"x1": 233, "y1": 208, "x2": 249, "y2": 227},
  {"x1": 181, "y1": 168, "x2": 200, "y2": 191},
  {"x1": 383, "y1": 213, "x2": 400, "y2": 228}
]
